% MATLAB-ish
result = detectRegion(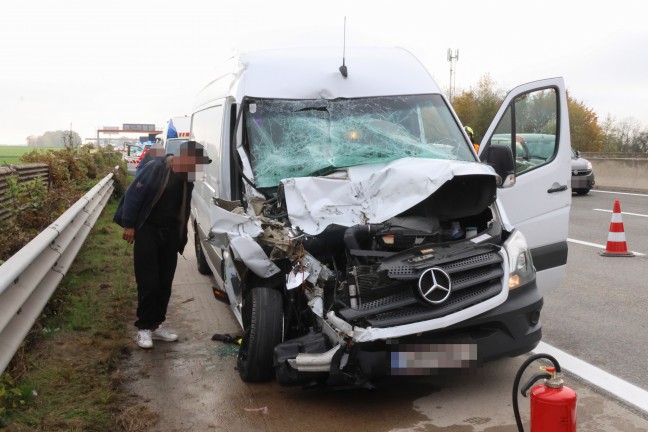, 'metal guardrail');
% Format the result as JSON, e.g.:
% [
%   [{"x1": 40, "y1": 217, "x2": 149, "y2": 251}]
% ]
[
  {"x1": 0, "y1": 173, "x2": 114, "y2": 375},
  {"x1": 581, "y1": 152, "x2": 648, "y2": 159}
]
